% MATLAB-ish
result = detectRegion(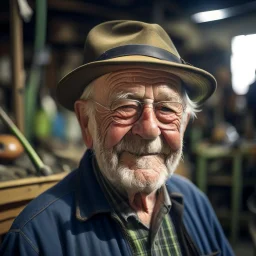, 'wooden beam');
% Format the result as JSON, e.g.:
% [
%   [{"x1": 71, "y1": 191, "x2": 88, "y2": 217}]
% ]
[{"x1": 10, "y1": 0, "x2": 25, "y2": 132}]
